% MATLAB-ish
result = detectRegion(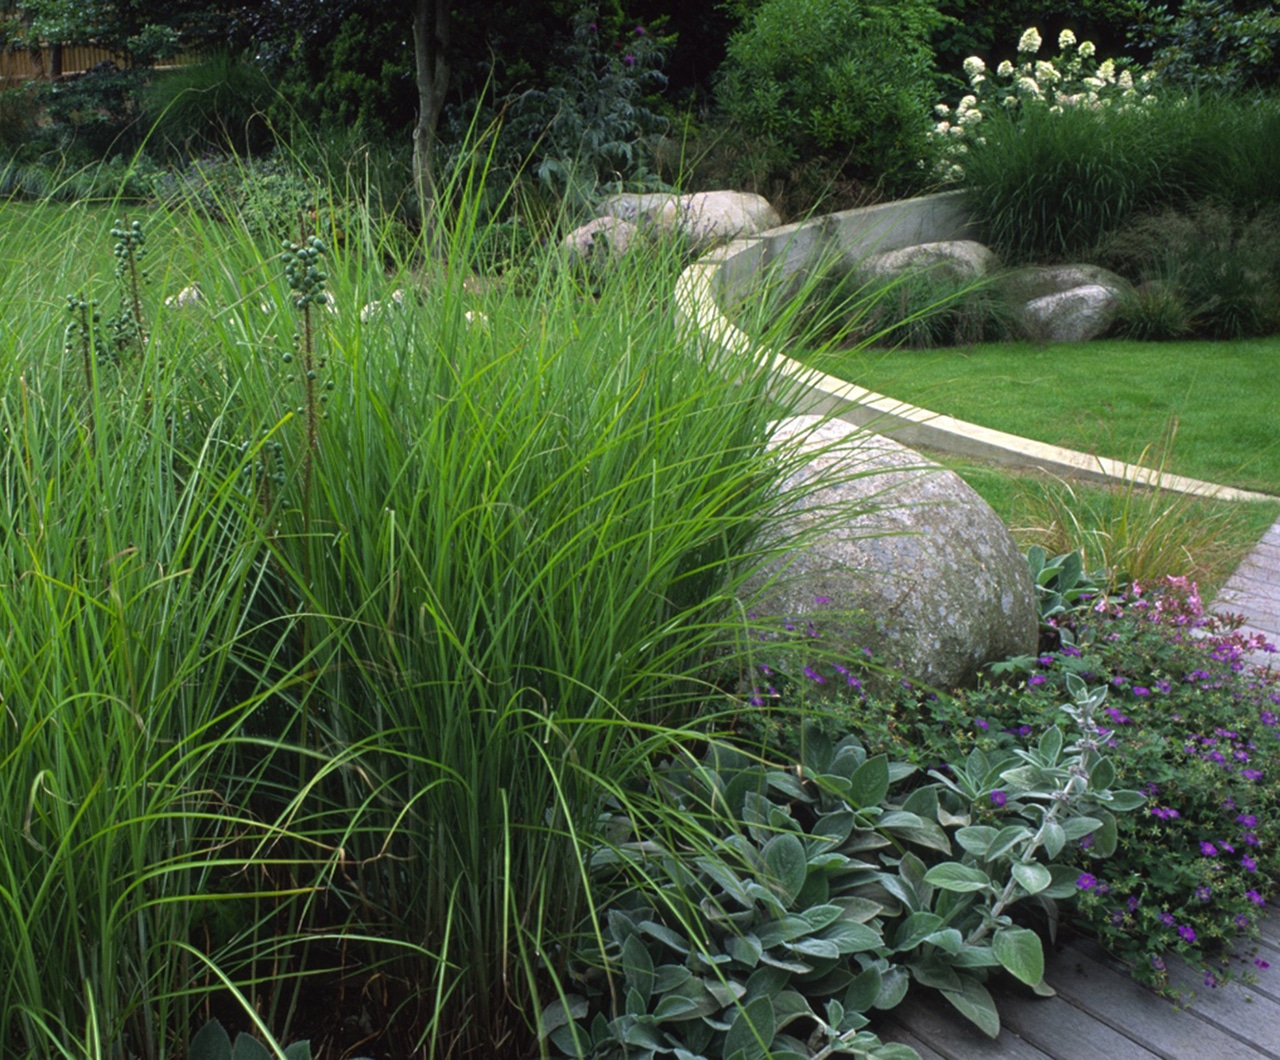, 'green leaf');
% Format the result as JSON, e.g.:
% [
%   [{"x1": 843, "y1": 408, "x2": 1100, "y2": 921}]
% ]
[
  {"x1": 756, "y1": 916, "x2": 817, "y2": 948},
  {"x1": 941, "y1": 975, "x2": 1001, "y2": 1038},
  {"x1": 812, "y1": 810, "x2": 856, "y2": 846},
  {"x1": 1105, "y1": 789, "x2": 1147, "y2": 812},
  {"x1": 539, "y1": 996, "x2": 589, "y2": 1041},
  {"x1": 818, "y1": 917, "x2": 886, "y2": 954},
  {"x1": 923, "y1": 928, "x2": 964, "y2": 955},
  {"x1": 724, "y1": 995, "x2": 777, "y2": 1060},
  {"x1": 189, "y1": 1020, "x2": 232, "y2": 1060},
  {"x1": 653, "y1": 980, "x2": 721, "y2": 1022},
  {"x1": 726, "y1": 932, "x2": 763, "y2": 968},
  {"x1": 1011, "y1": 861, "x2": 1052, "y2": 895},
  {"x1": 231, "y1": 1035, "x2": 274, "y2": 1060},
  {"x1": 1038, "y1": 726, "x2": 1064, "y2": 764},
  {"x1": 1041, "y1": 819, "x2": 1066, "y2": 860},
  {"x1": 955, "y1": 825, "x2": 999, "y2": 857},
  {"x1": 622, "y1": 933, "x2": 655, "y2": 1002},
  {"x1": 1093, "y1": 809, "x2": 1119, "y2": 857},
  {"x1": 875, "y1": 965, "x2": 911, "y2": 1010},
  {"x1": 1062, "y1": 816, "x2": 1103, "y2": 840},
  {"x1": 892, "y1": 911, "x2": 944, "y2": 952},
  {"x1": 801, "y1": 905, "x2": 844, "y2": 932},
  {"x1": 763, "y1": 832, "x2": 808, "y2": 906},
  {"x1": 282, "y1": 1045, "x2": 311, "y2": 1060},
  {"x1": 654, "y1": 964, "x2": 693, "y2": 993},
  {"x1": 843, "y1": 966, "x2": 883, "y2": 1013},
  {"x1": 772, "y1": 989, "x2": 815, "y2": 1030},
  {"x1": 923, "y1": 862, "x2": 992, "y2": 893},
  {"x1": 992, "y1": 927, "x2": 1045, "y2": 987},
  {"x1": 986, "y1": 824, "x2": 1034, "y2": 861},
  {"x1": 801, "y1": 723, "x2": 835, "y2": 776},
  {"x1": 1089, "y1": 755, "x2": 1116, "y2": 791},
  {"x1": 850, "y1": 754, "x2": 890, "y2": 809},
  {"x1": 1043, "y1": 863, "x2": 1086, "y2": 899},
  {"x1": 882, "y1": 814, "x2": 953, "y2": 854},
  {"x1": 790, "y1": 937, "x2": 841, "y2": 960}
]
